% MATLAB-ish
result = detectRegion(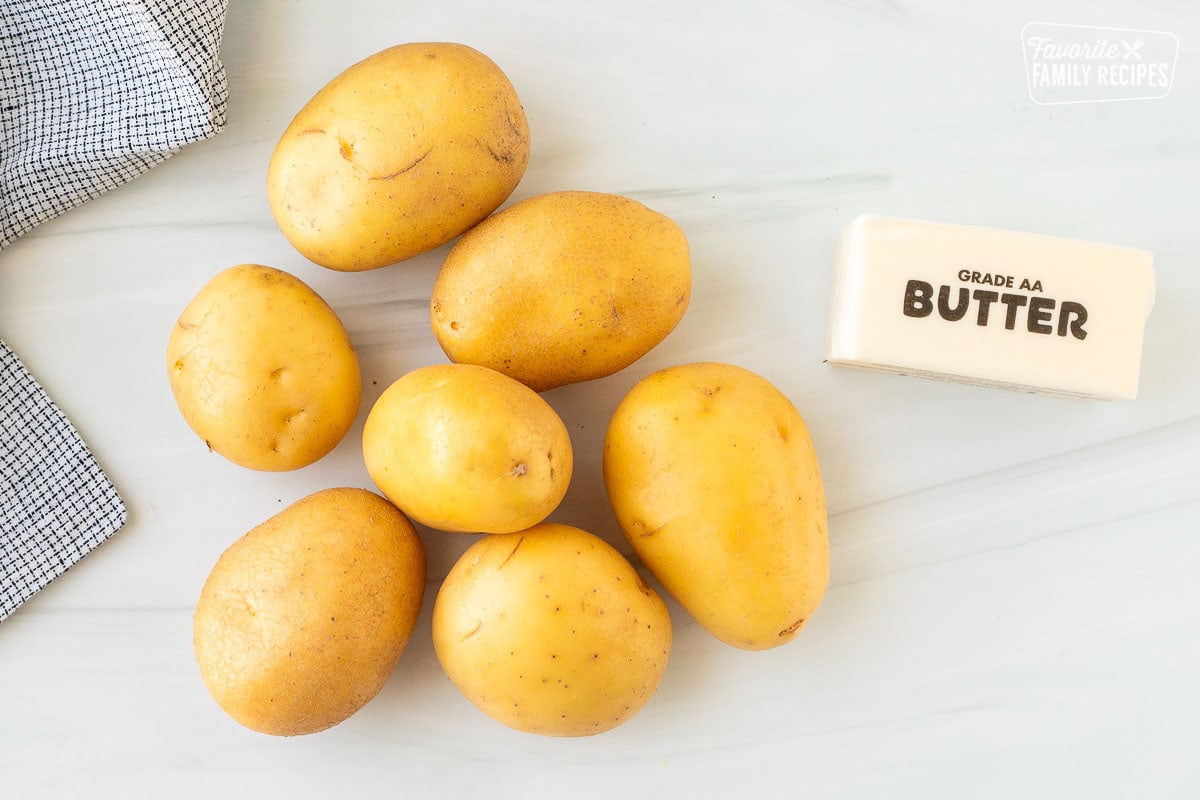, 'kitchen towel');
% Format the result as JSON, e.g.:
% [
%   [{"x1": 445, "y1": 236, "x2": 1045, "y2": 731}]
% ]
[
  {"x1": 1, "y1": 0, "x2": 228, "y2": 618},
  {"x1": 1, "y1": 341, "x2": 127, "y2": 620},
  {"x1": 0, "y1": 0, "x2": 228, "y2": 248}
]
